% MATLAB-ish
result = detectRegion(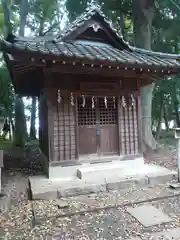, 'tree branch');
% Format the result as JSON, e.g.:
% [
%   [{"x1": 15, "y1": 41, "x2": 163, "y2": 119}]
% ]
[
  {"x1": 42, "y1": 22, "x2": 59, "y2": 36},
  {"x1": 169, "y1": 0, "x2": 180, "y2": 11}
]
